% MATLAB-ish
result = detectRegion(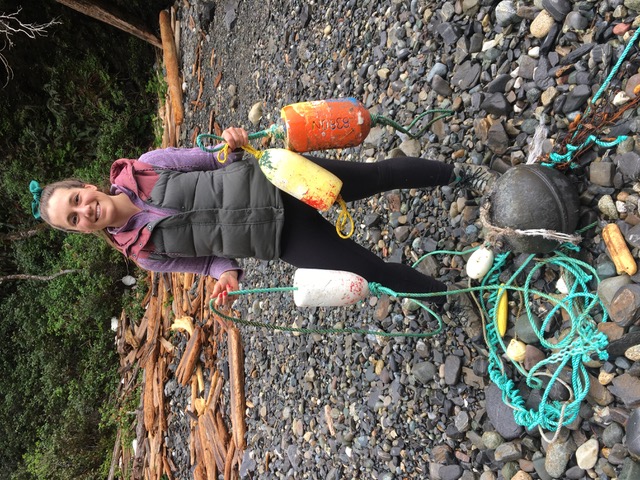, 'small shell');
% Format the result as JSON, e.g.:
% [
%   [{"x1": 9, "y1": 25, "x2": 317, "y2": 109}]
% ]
[
  {"x1": 556, "y1": 275, "x2": 569, "y2": 294},
  {"x1": 506, "y1": 339, "x2": 527, "y2": 362}
]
